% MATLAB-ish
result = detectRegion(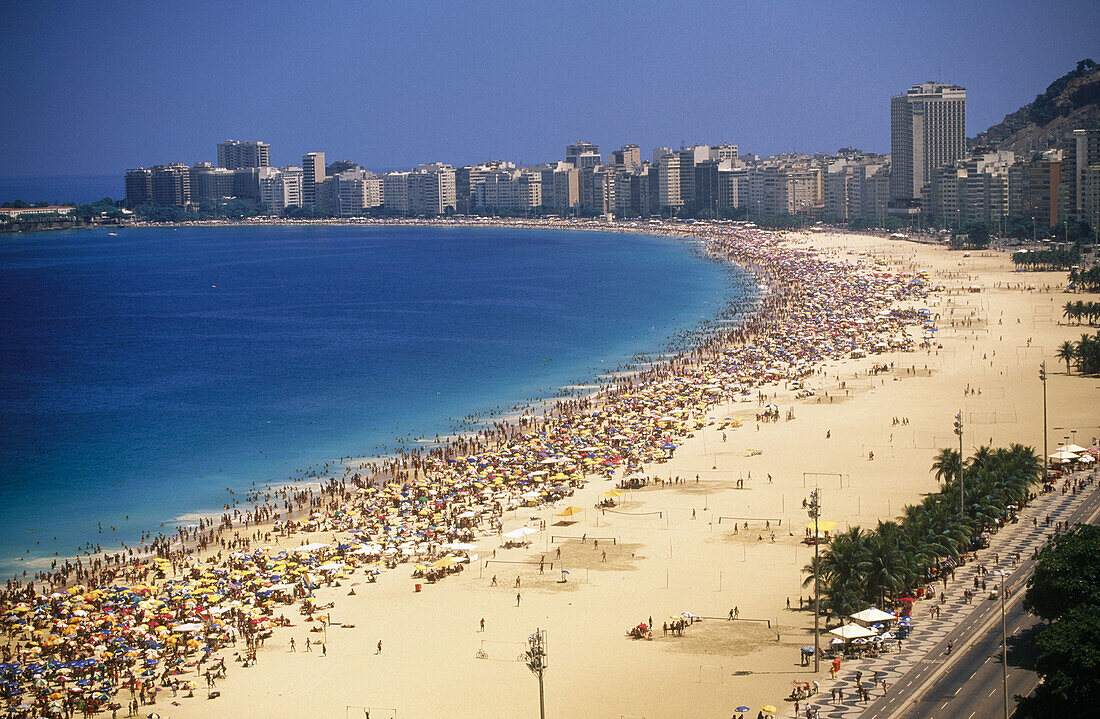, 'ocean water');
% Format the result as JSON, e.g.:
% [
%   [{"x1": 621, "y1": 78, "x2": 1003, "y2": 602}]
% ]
[
  {"x1": 0, "y1": 175, "x2": 122, "y2": 206},
  {"x1": 0, "y1": 224, "x2": 755, "y2": 576}
]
